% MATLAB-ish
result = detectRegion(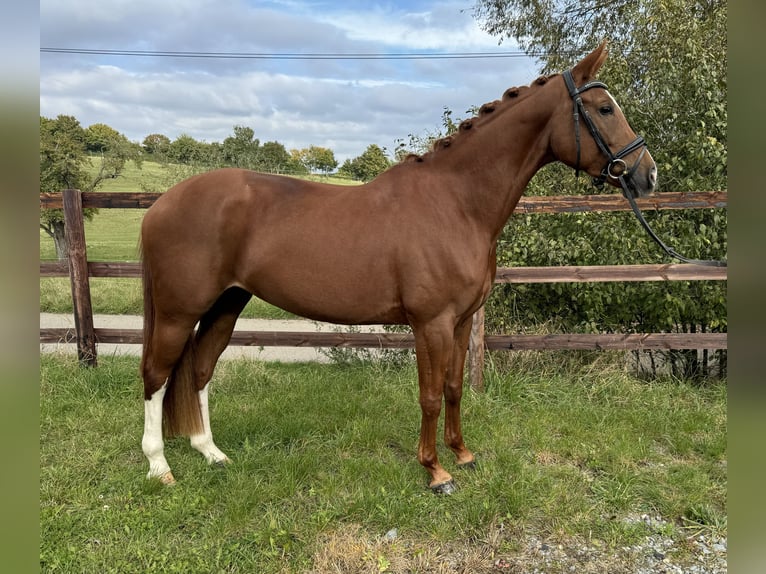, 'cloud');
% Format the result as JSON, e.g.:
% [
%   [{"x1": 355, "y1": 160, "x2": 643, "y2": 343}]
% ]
[
  {"x1": 320, "y1": 1, "x2": 502, "y2": 51},
  {"x1": 40, "y1": 0, "x2": 533, "y2": 162}
]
